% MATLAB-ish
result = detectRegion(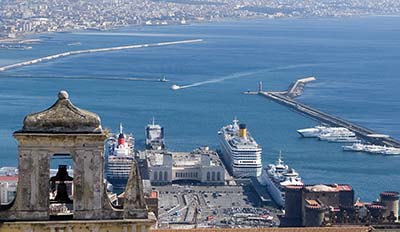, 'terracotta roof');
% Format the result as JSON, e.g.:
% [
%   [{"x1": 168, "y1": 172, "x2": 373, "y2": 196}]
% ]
[
  {"x1": 380, "y1": 191, "x2": 399, "y2": 199},
  {"x1": 0, "y1": 176, "x2": 18, "y2": 182},
  {"x1": 149, "y1": 191, "x2": 158, "y2": 198},
  {"x1": 305, "y1": 199, "x2": 320, "y2": 207},
  {"x1": 152, "y1": 227, "x2": 371, "y2": 232},
  {"x1": 335, "y1": 185, "x2": 352, "y2": 191}
]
